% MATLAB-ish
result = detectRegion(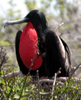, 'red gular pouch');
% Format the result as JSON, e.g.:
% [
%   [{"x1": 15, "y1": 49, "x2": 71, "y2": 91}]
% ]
[{"x1": 19, "y1": 22, "x2": 43, "y2": 70}]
